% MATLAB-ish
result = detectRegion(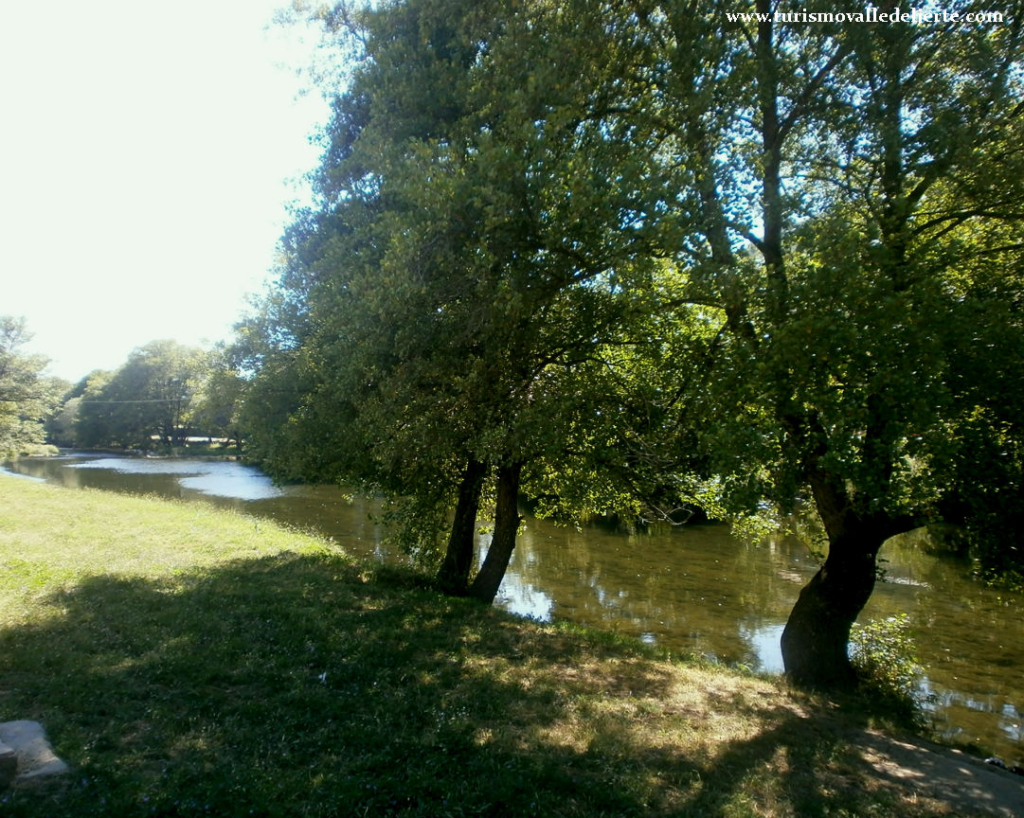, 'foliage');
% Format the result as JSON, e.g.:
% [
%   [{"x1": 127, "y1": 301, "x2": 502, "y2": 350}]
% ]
[
  {"x1": 76, "y1": 340, "x2": 210, "y2": 449},
  {"x1": 45, "y1": 394, "x2": 80, "y2": 448},
  {"x1": 242, "y1": 0, "x2": 1024, "y2": 684},
  {"x1": 64, "y1": 370, "x2": 113, "y2": 448},
  {"x1": 0, "y1": 316, "x2": 62, "y2": 458},
  {"x1": 188, "y1": 343, "x2": 247, "y2": 448},
  {"x1": 850, "y1": 614, "x2": 923, "y2": 722},
  {"x1": 941, "y1": 416, "x2": 1024, "y2": 587},
  {"x1": 243, "y1": 0, "x2": 672, "y2": 596}
]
